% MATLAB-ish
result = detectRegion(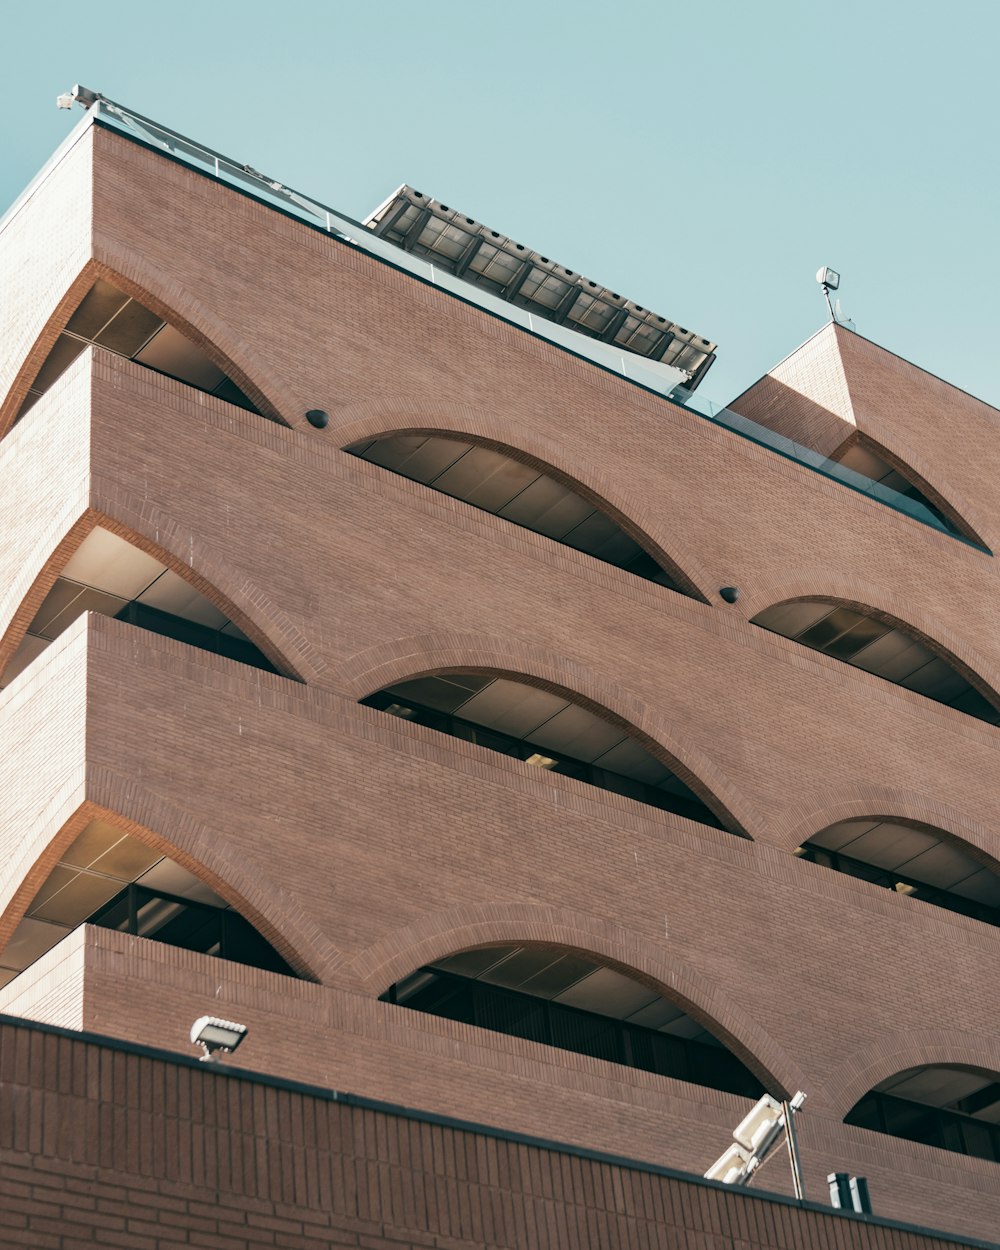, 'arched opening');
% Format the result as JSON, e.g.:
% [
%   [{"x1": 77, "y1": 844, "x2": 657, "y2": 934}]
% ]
[
  {"x1": 344, "y1": 432, "x2": 698, "y2": 596},
  {"x1": 795, "y1": 819, "x2": 1000, "y2": 929},
  {"x1": 361, "y1": 671, "x2": 732, "y2": 830},
  {"x1": 831, "y1": 434, "x2": 979, "y2": 545},
  {"x1": 846, "y1": 1066, "x2": 1000, "y2": 1164},
  {"x1": 752, "y1": 599, "x2": 999, "y2": 725},
  {"x1": 15, "y1": 278, "x2": 271, "y2": 422},
  {"x1": 0, "y1": 817, "x2": 298, "y2": 989},
  {"x1": 383, "y1": 943, "x2": 765, "y2": 1098},
  {"x1": 1, "y1": 525, "x2": 276, "y2": 689}
]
